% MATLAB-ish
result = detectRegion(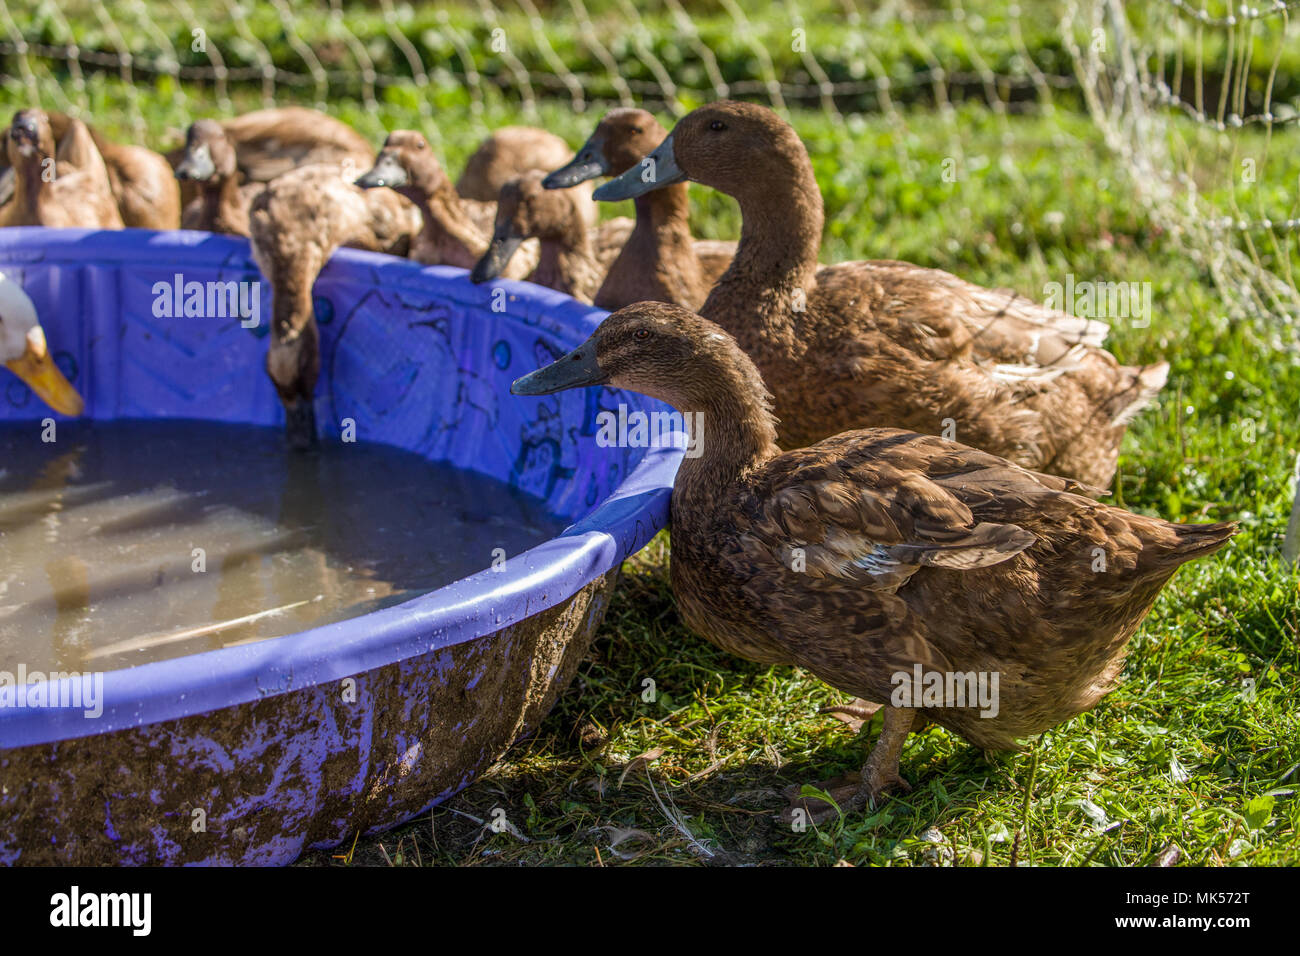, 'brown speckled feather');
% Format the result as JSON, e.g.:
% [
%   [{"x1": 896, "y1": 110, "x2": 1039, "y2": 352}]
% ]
[
  {"x1": 551, "y1": 305, "x2": 1234, "y2": 775},
  {"x1": 677, "y1": 426, "x2": 1232, "y2": 748},
  {"x1": 656, "y1": 102, "x2": 1167, "y2": 488}
]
